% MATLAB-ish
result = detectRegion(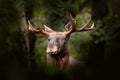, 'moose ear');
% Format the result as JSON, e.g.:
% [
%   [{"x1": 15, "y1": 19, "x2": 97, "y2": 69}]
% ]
[{"x1": 43, "y1": 25, "x2": 54, "y2": 33}]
